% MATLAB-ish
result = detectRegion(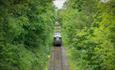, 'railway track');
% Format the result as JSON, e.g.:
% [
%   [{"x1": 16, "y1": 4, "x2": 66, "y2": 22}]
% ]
[{"x1": 48, "y1": 46, "x2": 69, "y2": 70}]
